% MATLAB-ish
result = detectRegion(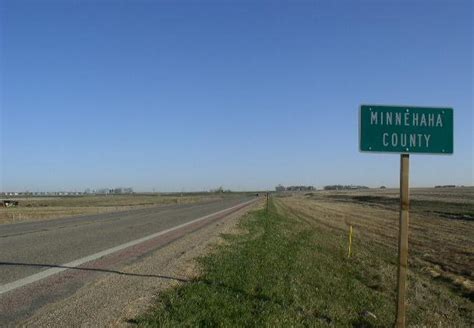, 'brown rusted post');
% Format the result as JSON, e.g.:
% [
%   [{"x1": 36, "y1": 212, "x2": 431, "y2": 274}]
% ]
[{"x1": 396, "y1": 154, "x2": 410, "y2": 327}]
